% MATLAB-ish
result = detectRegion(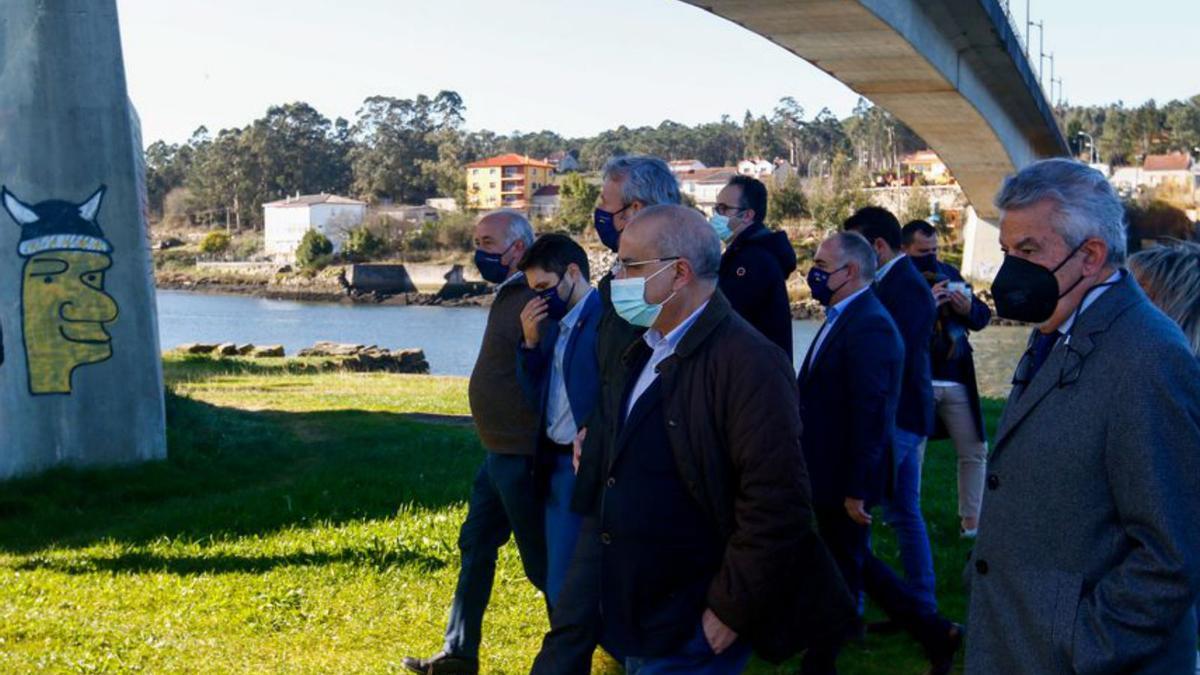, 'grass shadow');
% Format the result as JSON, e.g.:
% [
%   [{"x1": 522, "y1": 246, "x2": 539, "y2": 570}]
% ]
[
  {"x1": 0, "y1": 391, "x2": 483, "y2": 555},
  {"x1": 12, "y1": 544, "x2": 447, "y2": 576}
]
